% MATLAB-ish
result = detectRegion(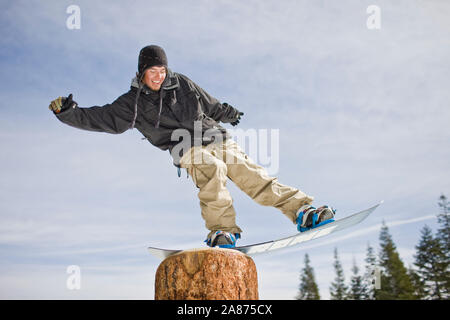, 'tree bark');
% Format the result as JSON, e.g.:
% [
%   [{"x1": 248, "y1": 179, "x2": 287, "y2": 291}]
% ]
[{"x1": 155, "y1": 248, "x2": 258, "y2": 300}]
